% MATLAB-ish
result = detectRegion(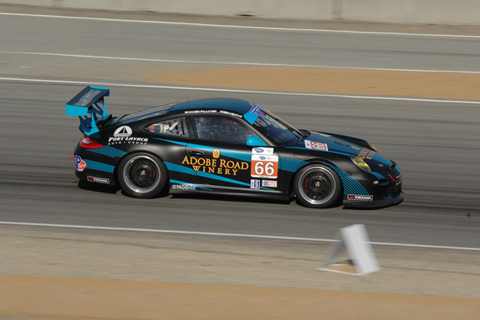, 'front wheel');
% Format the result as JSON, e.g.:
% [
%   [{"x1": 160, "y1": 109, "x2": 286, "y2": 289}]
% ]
[
  {"x1": 294, "y1": 164, "x2": 341, "y2": 208},
  {"x1": 118, "y1": 153, "x2": 168, "y2": 198}
]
